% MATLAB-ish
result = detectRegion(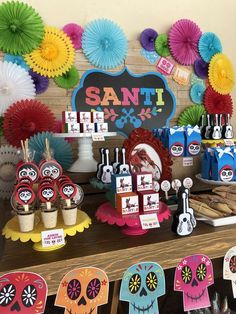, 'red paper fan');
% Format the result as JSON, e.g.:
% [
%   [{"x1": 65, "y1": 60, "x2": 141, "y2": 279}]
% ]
[
  {"x1": 3, "y1": 99, "x2": 56, "y2": 147},
  {"x1": 203, "y1": 86, "x2": 233, "y2": 115}
]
